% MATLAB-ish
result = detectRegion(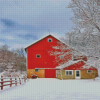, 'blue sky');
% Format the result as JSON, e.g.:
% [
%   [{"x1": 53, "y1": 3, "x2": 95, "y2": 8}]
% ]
[{"x1": 0, "y1": 0, "x2": 74, "y2": 50}]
